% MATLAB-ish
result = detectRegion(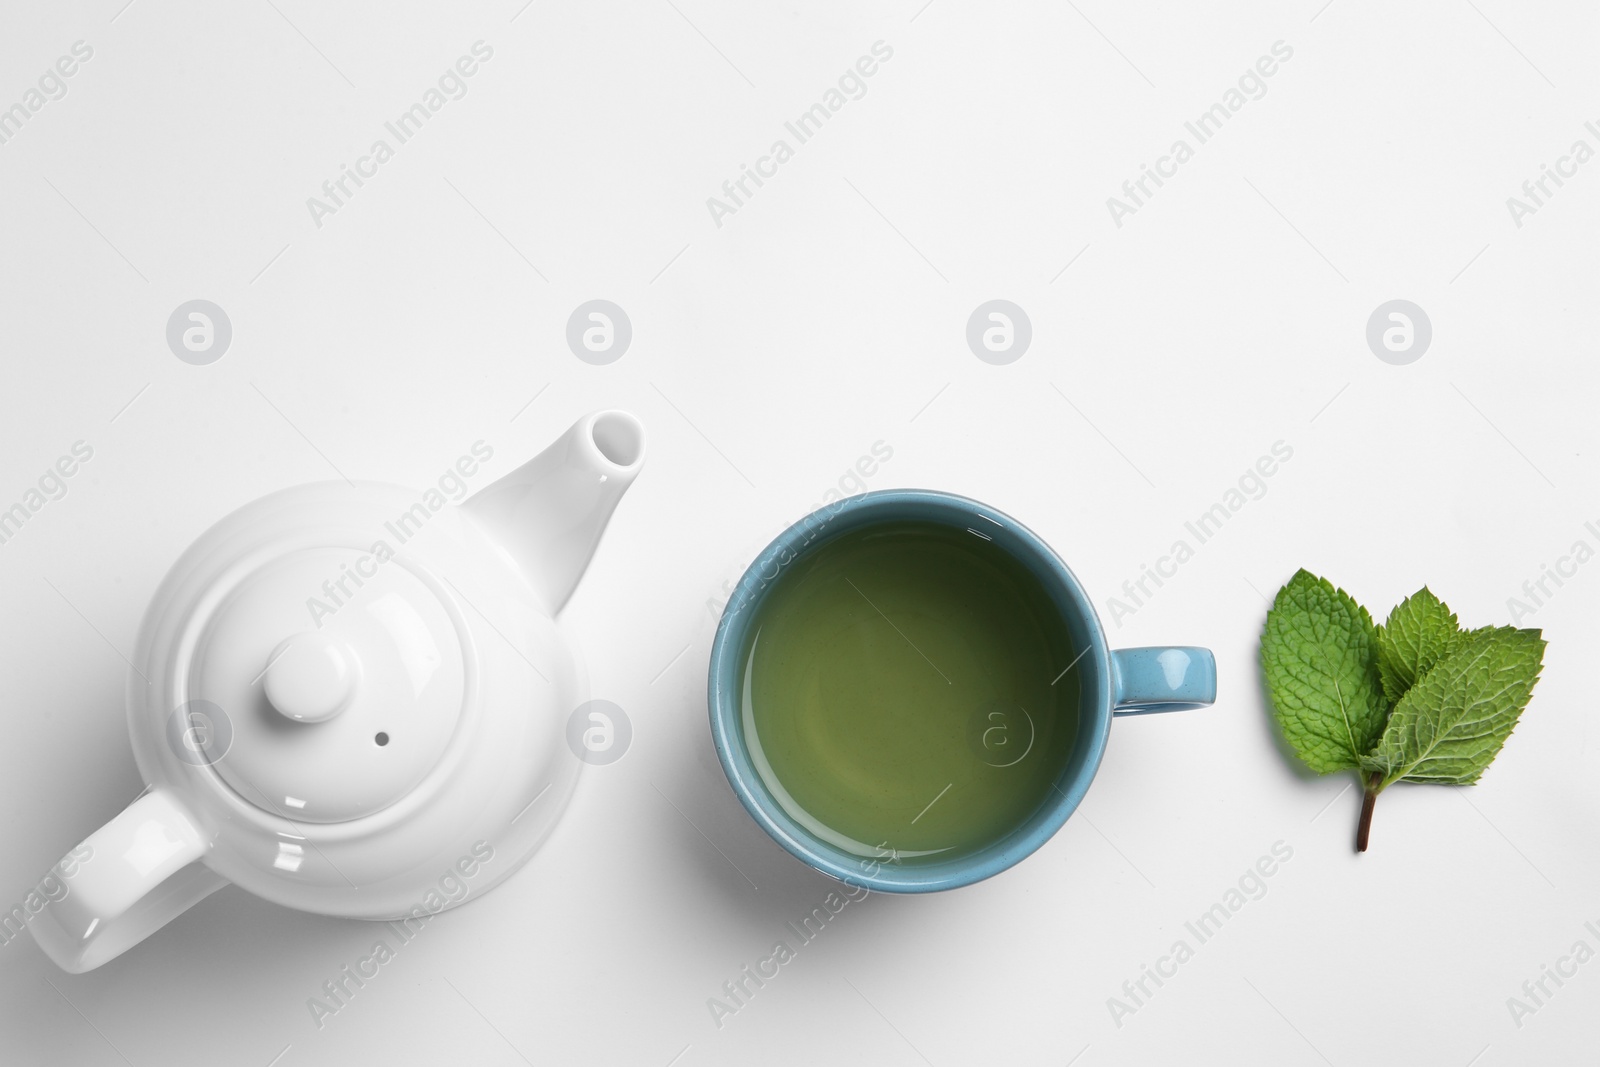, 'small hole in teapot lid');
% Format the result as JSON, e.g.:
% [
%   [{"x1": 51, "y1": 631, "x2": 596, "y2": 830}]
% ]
[{"x1": 374, "y1": 732, "x2": 389, "y2": 747}]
